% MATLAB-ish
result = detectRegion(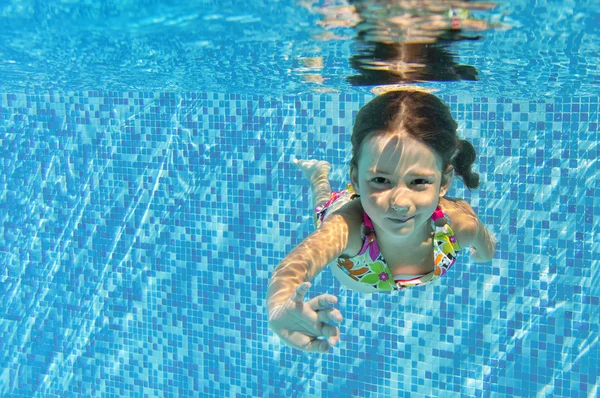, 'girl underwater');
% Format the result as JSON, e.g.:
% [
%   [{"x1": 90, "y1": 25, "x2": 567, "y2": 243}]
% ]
[{"x1": 267, "y1": 90, "x2": 496, "y2": 353}]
